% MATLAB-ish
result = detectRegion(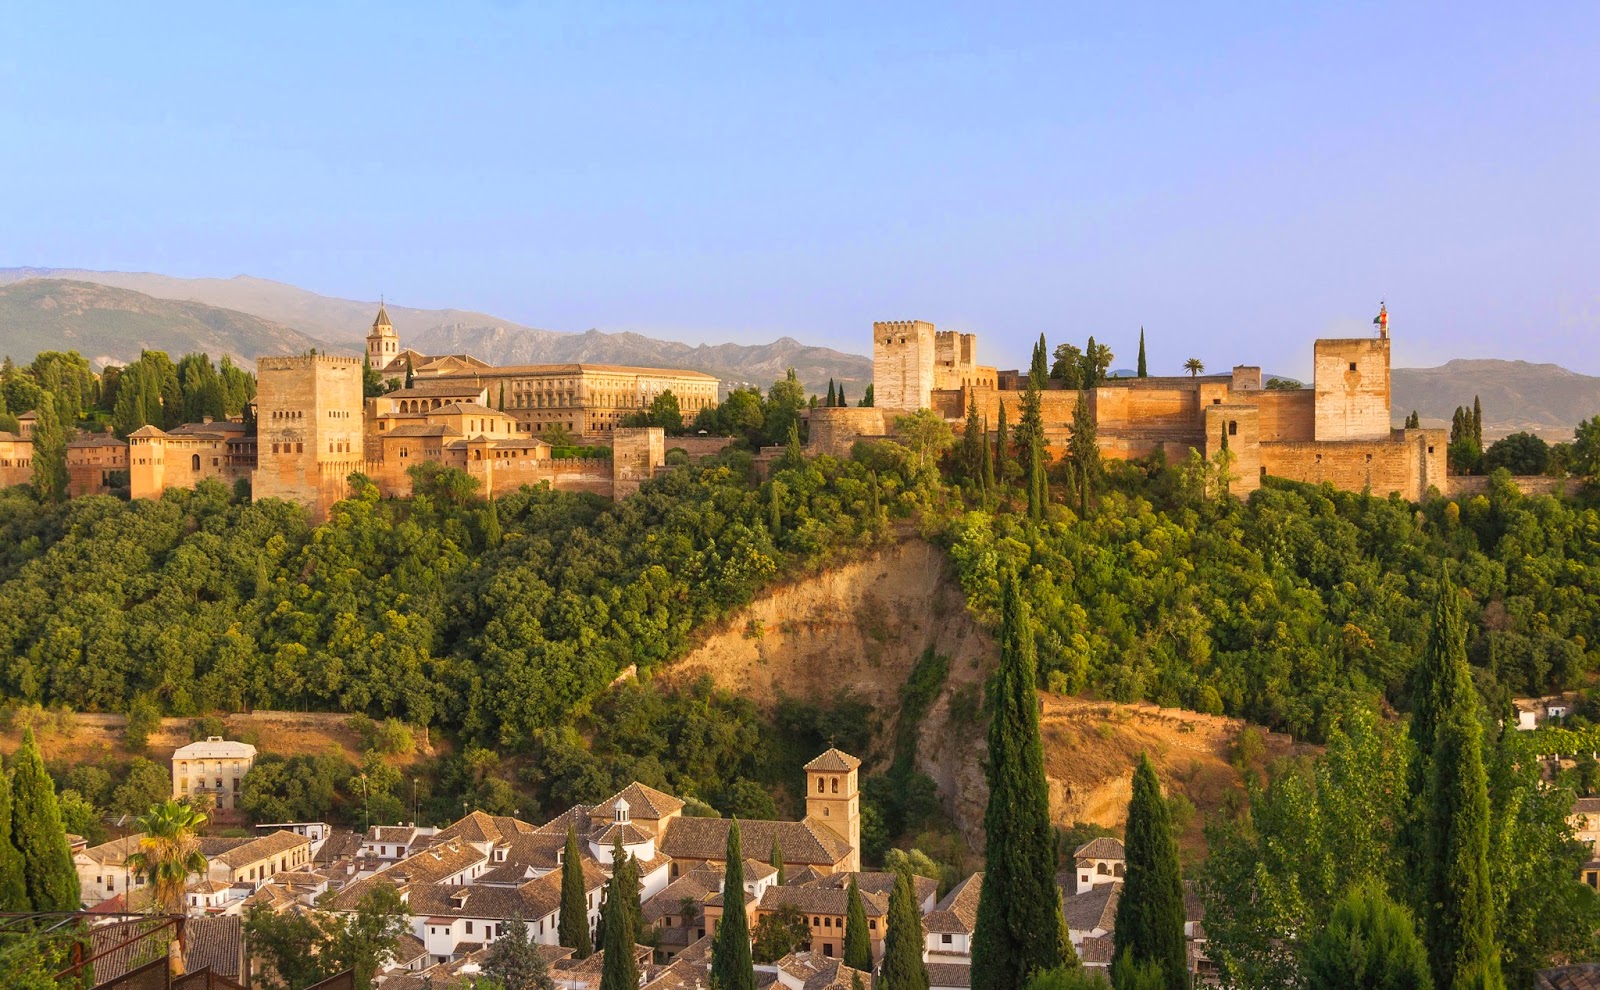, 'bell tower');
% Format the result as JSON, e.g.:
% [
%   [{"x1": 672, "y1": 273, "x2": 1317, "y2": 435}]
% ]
[
  {"x1": 804, "y1": 748, "x2": 862, "y2": 872},
  {"x1": 367, "y1": 302, "x2": 399, "y2": 369}
]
